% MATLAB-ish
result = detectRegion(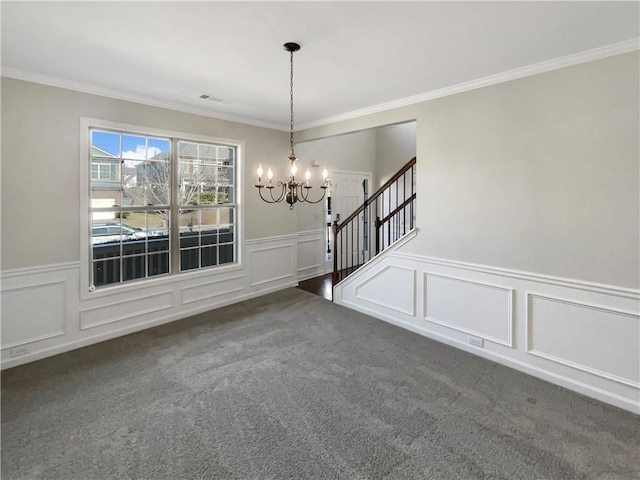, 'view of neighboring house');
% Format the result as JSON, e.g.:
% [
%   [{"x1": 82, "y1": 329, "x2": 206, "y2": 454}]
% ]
[{"x1": 90, "y1": 145, "x2": 121, "y2": 220}]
